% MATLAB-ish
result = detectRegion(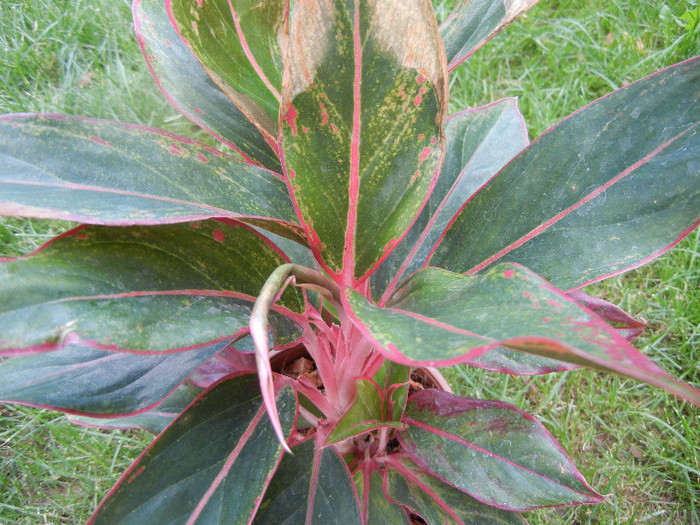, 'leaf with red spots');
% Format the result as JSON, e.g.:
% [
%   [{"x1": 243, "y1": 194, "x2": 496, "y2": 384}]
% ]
[
  {"x1": 134, "y1": 0, "x2": 280, "y2": 170},
  {"x1": 280, "y1": 0, "x2": 448, "y2": 286},
  {"x1": 0, "y1": 220, "x2": 304, "y2": 355},
  {"x1": 89, "y1": 374, "x2": 296, "y2": 524},
  {"x1": 370, "y1": 98, "x2": 529, "y2": 303},
  {"x1": 440, "y1": 0, "x2": 541, "y2": 72},
  {"x1": 430, "y1": 58, "x2": 700, "y2": 291},
  {"x1": 398, "y1": 389, "x2": 603, "y2": 511},
  {"x1": 0, "y1": 115, "x2": 301, "y2": 238},
  {"x1": 345, "y1": 264, "x2": 700, "y2": 407},
  {"x1": 167, "y1": 0, "x2": 286, "y2": 145}
]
